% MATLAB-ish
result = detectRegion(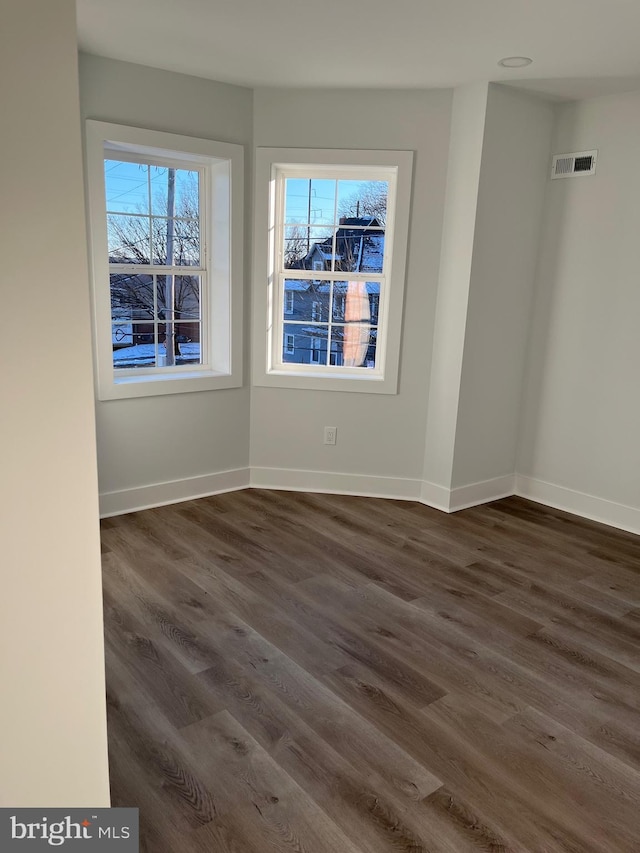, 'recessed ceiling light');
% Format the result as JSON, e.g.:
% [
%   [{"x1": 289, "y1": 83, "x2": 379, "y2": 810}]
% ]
[{"x1": 498, "y1": 56, "x2": 533, "y2": 68}]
